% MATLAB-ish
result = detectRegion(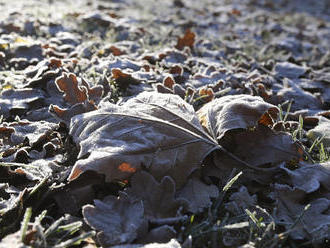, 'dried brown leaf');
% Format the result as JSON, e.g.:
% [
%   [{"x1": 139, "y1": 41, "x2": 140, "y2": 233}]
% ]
[
  {"x1": 175, "y1": 29, "x2": 195, "y2": 50},
  {"x1": 68, "y1": 92, "x2": 218, "y2": 187},
  {"x1": 49, "y1": 101, "x2": 97, "y2": 124},
  {"x1": 55, "y1": 72, "x2": 87, "y2": 104}
]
